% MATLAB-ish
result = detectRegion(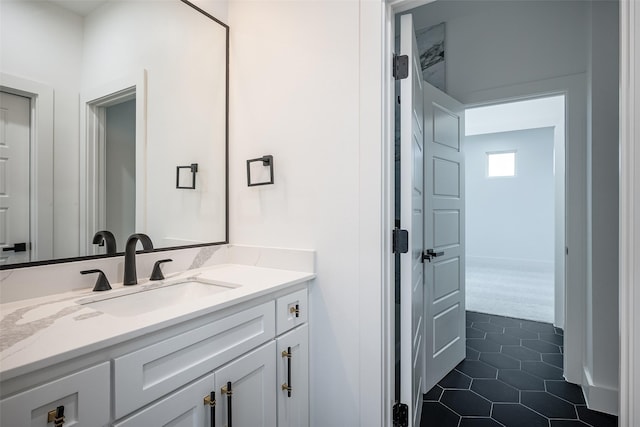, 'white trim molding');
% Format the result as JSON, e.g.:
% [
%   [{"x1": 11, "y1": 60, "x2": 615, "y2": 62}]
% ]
[
  {"x1": 464, "y1": 74, "x2": 587, "y2": 385},
  {"x1": 582, "y1": 367, "x2": 620, "y2": 415},
  {"x1": 358, "y1": 2, "x2": 388, "y2": 427},
  {"x1": 619, "y1": 0, "x2": 639, "y2": 425}
]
